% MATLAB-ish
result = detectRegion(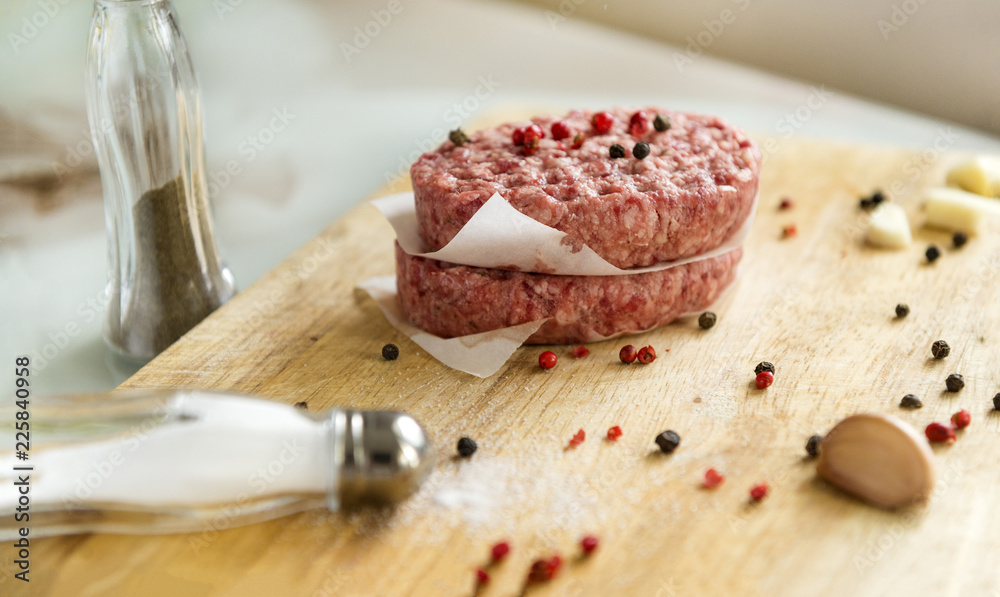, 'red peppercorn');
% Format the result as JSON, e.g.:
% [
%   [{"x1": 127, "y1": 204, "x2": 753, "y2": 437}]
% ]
[
  {"x1": 629, "y1": 111, "x2": 649, "y2": 136},
  {"x1": 951, "y1": 409, "x2": 971, "y2": 430},
  {"x1": 512, "y1": 127, "x2": 525, "y2": 146},
  {"x1": 571, "y1": 132, "x2": 585, "y2": 149},
  {"x1": 580, "y1": 535, "x2": 599, "y2": 554},
  {"x1": 528, "y1": 555, "x2": 563, "y2": 583},
  {"x1": 925, "y1": 422, "x2": 956, "y2": 443},
  {"x1": 637, "y1": 345, "x2": 656, "y2": 364},
  {"x1": 539, "y1": 351, "x2": 557, "y2": 369},
  {"x1": 569, "y1": 429, "x2": 586, "y2": 447},
  {"x1": 703, "y1": 468, "x2": 725, "y2": 489},
  {"x1": 782, "y1": 225, "x2": 797, "y2": 239},
  {"x1": 779, "y1": 197, "x2": 794, "y2": 210},
  {"x1": 755, "y1": 371, "x2": 774, "y2": 389},
  {"x1": 551, "y1": 121, "x2": 571, "y2": 140},
  {"x1": 750, "y1": 483, "x2": 769, "y2": 502},
  {"x1": 523, "y1": 125, "x2": 543, "y2": 154},
  {"x1": 619, "y1": 345, "x2": 637, "y2": 364},
  {"x1": 573, "y1": 345, "x2": 590, "y2": 358},
  {"x1": 476, "y1": 569, "x2": 490, "y2": 584},
  {"x1": 592, "y1": 111, "x2": 614, "y2": 134},
  {"x1": 491, "y1": 540, "x2": 511, "y2": 562},
  {"x1": 606, "y1": 425, "x2": 623, "y2": 441}
]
